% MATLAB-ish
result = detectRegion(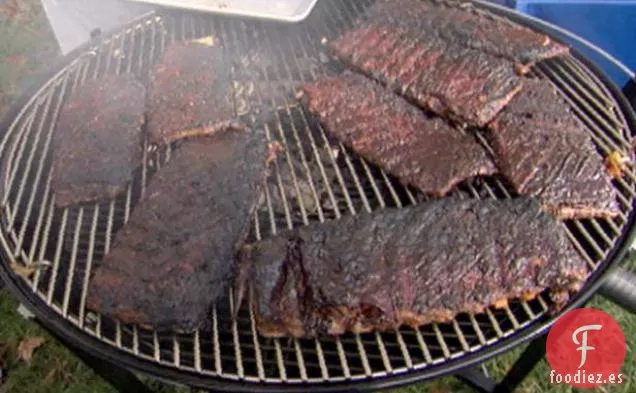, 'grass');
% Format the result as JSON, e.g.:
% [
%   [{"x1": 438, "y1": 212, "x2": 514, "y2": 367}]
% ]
[
  {"x1": 0, "y1": 1, "x2": 634, "y2": 392},
  {"x1": 3, "y1": 275, "x2": 635, "y2": 393}
]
